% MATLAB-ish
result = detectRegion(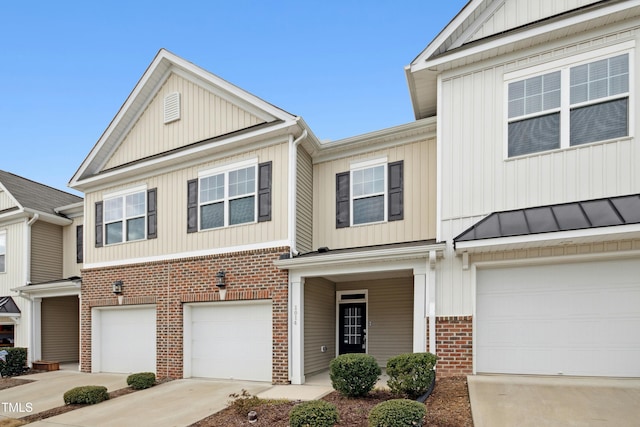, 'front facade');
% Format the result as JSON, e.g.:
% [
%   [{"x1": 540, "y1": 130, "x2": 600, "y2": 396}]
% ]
[
  {"x1": 407, "y1": 0, "x2": 640, "y2": 377},
  {"x1": 0, "y1": 170, "x2": 83, "y2": 365}
]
